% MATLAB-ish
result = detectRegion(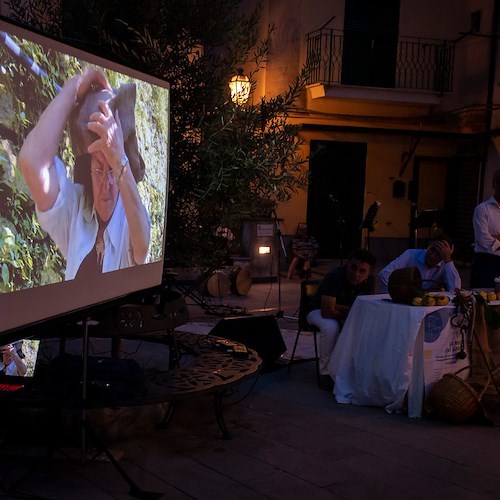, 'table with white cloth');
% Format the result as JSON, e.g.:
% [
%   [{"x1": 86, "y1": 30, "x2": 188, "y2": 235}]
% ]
[{"x1": 328, "y1": 294, "x2": 470, "y2": 418}]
